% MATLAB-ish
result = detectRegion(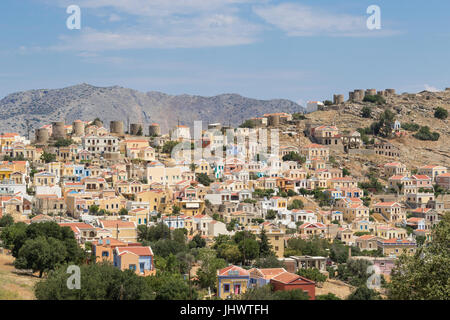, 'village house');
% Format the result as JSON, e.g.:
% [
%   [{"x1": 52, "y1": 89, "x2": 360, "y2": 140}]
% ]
[{"x1": 217, "y1": 265, "x2": 250, "y2": 299}]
